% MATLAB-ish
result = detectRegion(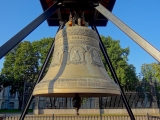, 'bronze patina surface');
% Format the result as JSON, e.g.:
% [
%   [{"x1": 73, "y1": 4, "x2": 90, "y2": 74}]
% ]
[{"x1": 33, "y1": 26, "x2": 120, "y2": 97}]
